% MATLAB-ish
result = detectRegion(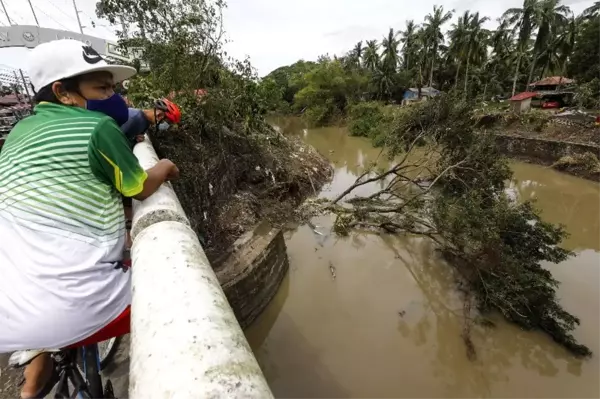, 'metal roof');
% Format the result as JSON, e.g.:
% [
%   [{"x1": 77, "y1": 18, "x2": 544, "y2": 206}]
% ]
[
  {"x1": 529, "y1": 76, "x2": 575, "y2": 86},
  {"x1": 509, "y1": 92, "x2": 537, "y2": 101}
]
